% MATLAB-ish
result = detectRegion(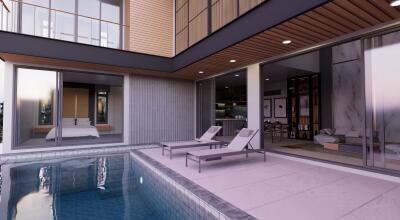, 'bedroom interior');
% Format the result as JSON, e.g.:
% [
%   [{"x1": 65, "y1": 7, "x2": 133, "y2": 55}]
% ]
[{"x1": 15, "y1": 68, "x2": 123, "y2": 148}]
